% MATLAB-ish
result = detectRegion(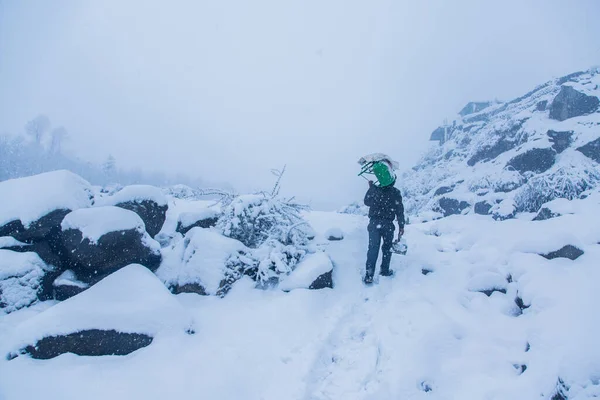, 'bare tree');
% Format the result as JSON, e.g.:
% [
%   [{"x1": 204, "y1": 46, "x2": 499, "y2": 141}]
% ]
[{"x1": 24, "y1": 115, "x2": 50, "y2": 144}]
